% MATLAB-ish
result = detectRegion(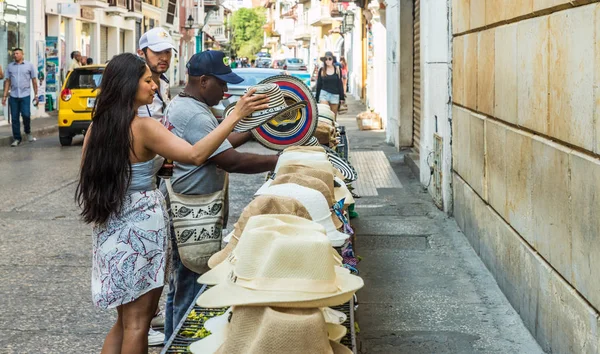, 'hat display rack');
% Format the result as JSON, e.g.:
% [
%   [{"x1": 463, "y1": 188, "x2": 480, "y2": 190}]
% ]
[
  {"x1": 164, "y1": 147, "x2": 362, "y2": 354},
  {"x1": 164, "y1": 76, "x2": 361, "y2": 353}
]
